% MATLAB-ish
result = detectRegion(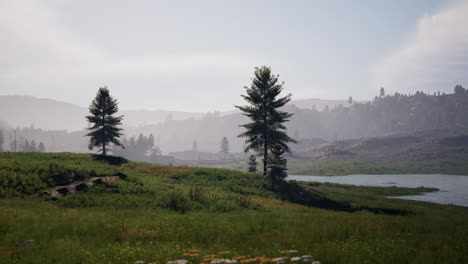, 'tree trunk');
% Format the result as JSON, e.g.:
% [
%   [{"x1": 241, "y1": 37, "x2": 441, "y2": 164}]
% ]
[{"x1": 103, "y1": 142, "x2": 106, "y2": 156}]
